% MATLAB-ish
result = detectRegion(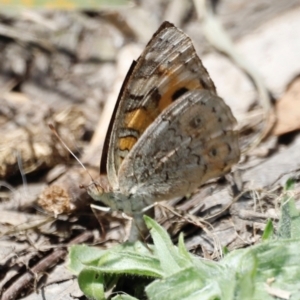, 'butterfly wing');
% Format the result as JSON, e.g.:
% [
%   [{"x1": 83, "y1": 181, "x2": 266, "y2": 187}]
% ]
[
  {"x1": 101, "y1": 21, "x2": 216, "y2": 189},
  {"x1": 117, "y1": 90, "x2": 240, "y2": 211}
]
